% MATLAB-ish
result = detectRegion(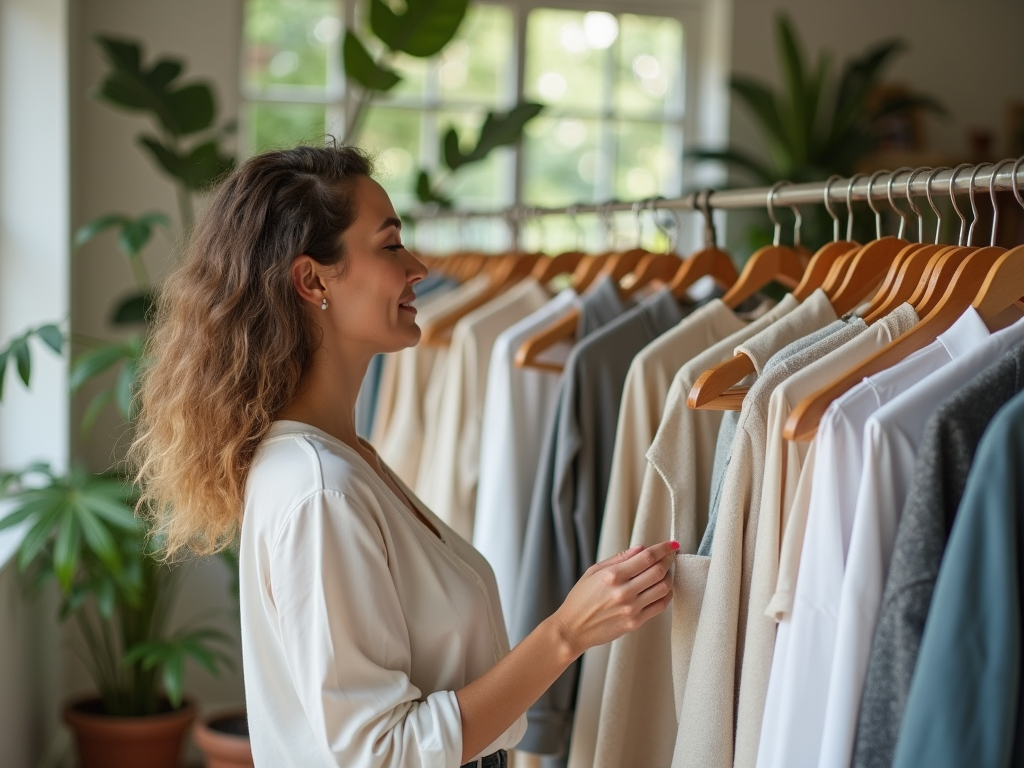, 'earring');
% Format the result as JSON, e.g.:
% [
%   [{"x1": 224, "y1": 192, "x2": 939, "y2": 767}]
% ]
[{"x1": 321, "y1": 297, "x2": 328, "y2": 311}]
